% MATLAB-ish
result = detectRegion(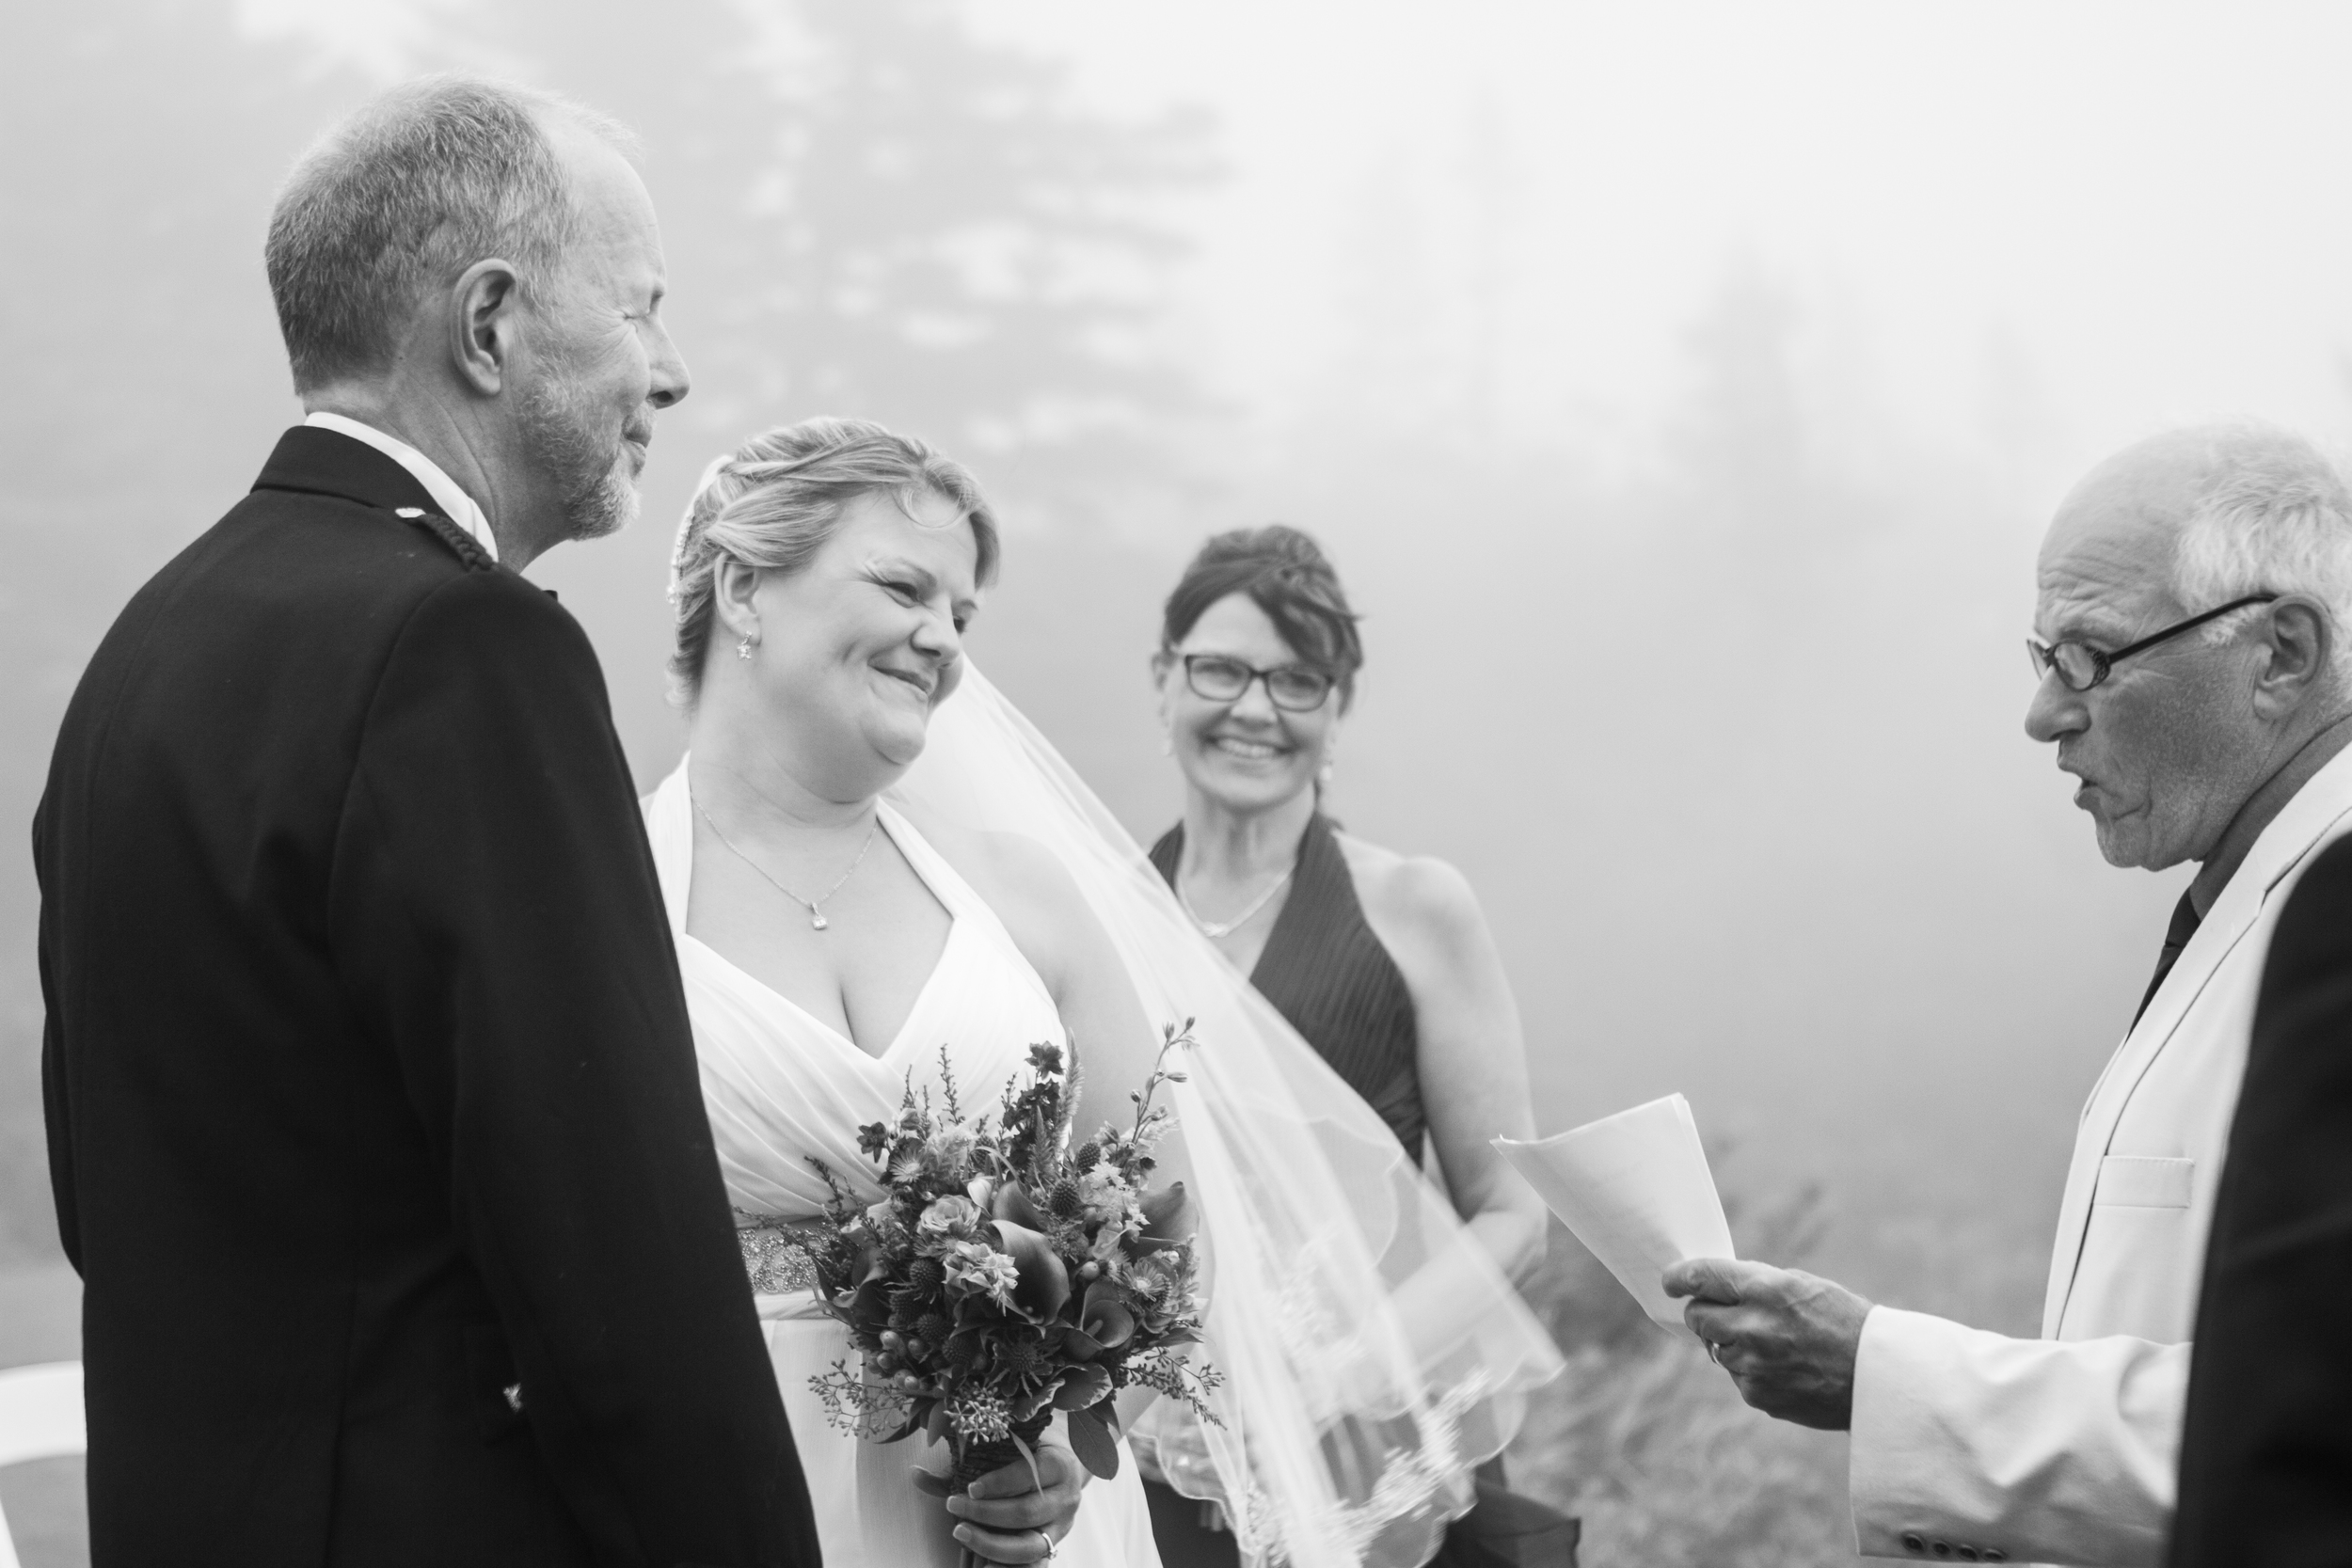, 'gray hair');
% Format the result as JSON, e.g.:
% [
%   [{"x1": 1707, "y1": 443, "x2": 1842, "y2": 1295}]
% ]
[
  {"x1": 2168, "y1": 420, "x2": 2352, "y2": 683},
  {"x1": 265, "y1": 74, "x2": 636, "y2": 393},
  {"x1": 667, "y1": 418, "x2": 1002, "y2": 704}
]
